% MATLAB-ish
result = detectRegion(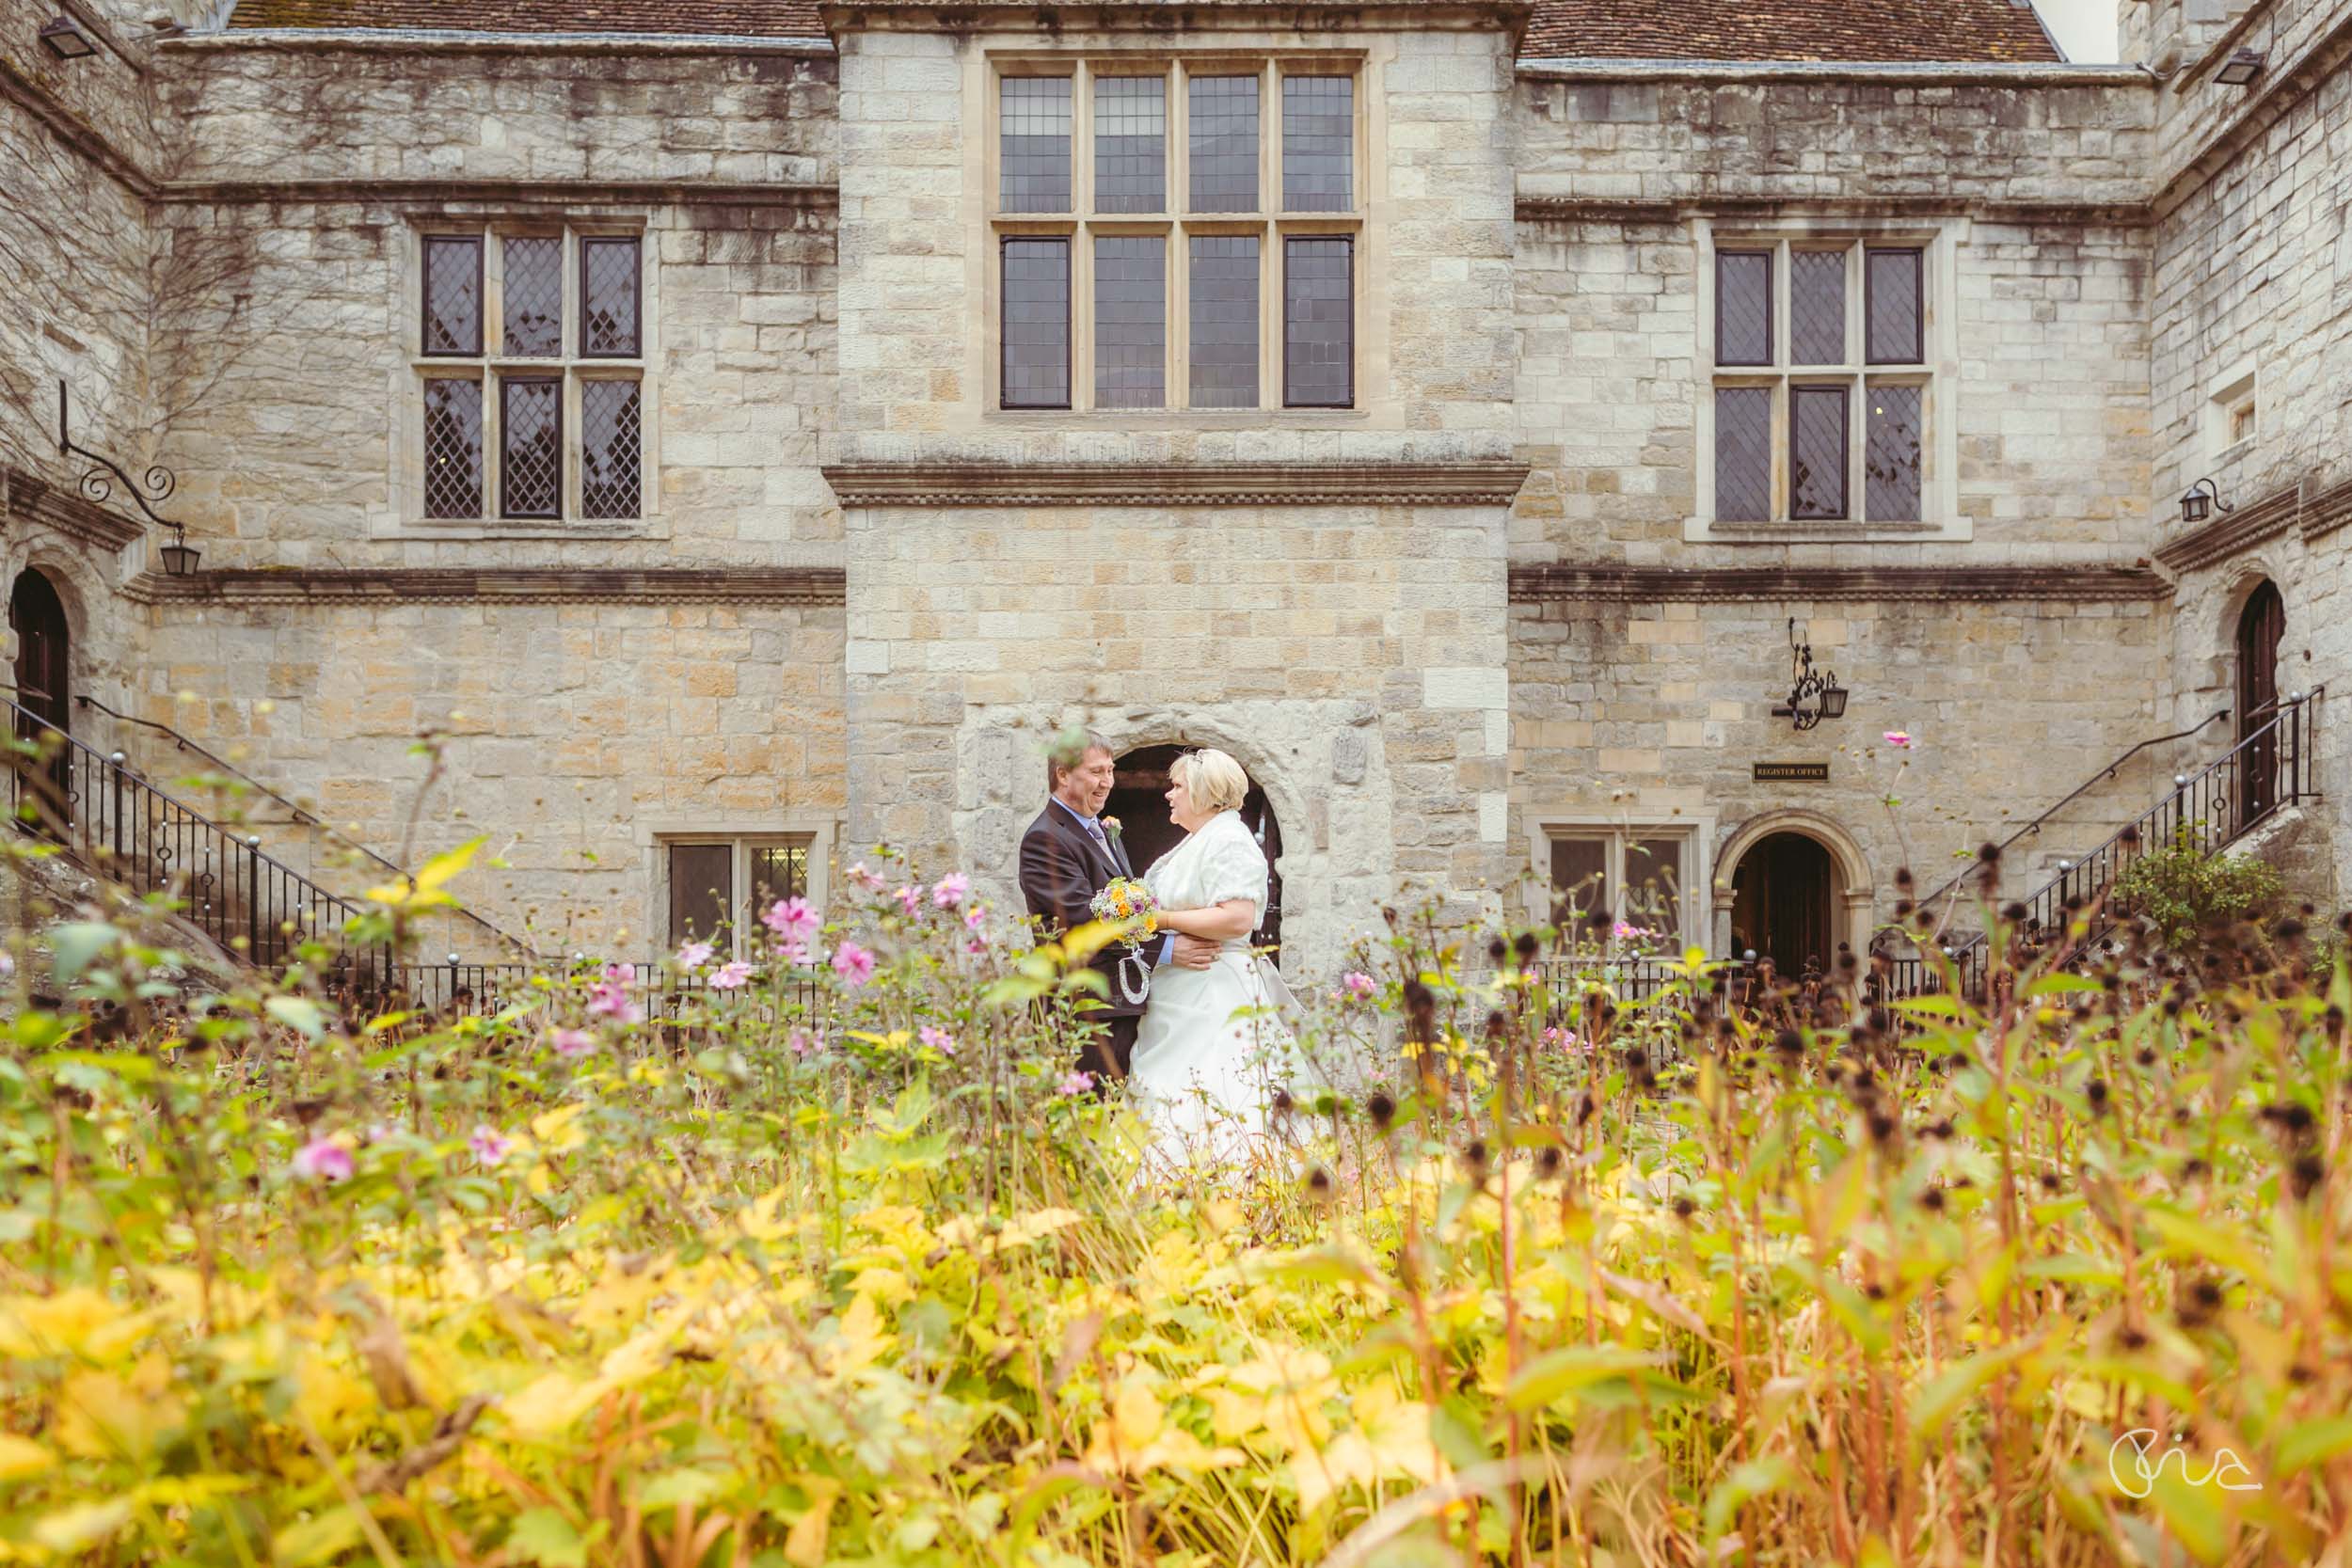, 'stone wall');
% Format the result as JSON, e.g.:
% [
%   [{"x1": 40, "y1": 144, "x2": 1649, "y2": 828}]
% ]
[
  {"x1": 1510, "y1": 591, "x2": 2174, "y2": 945},
  {"x1": 126, "y1": 595, "x2": 848, "y2": 951}
]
